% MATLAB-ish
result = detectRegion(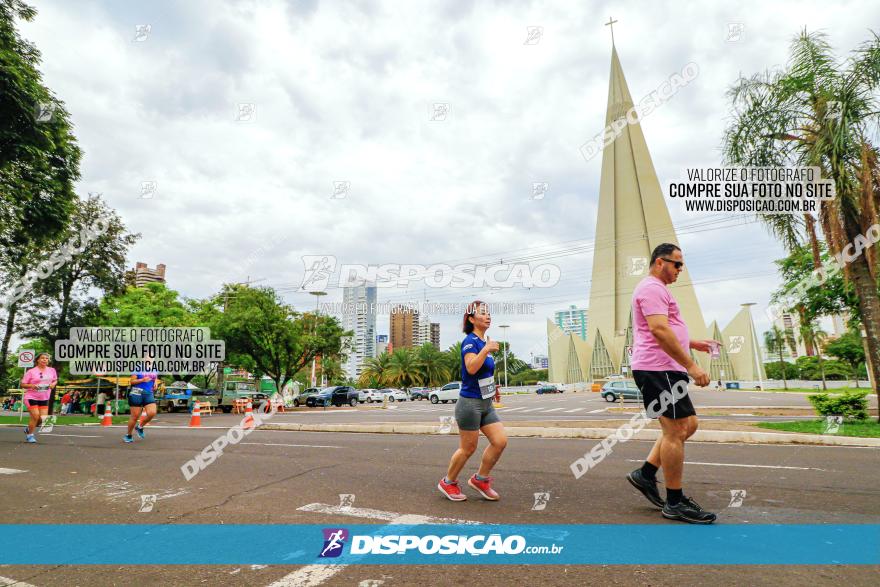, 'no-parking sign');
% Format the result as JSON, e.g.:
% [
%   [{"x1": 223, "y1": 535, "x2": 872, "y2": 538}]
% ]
[{"x1": 18, "y1": 350, "x2": 35, "y2": 368}]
